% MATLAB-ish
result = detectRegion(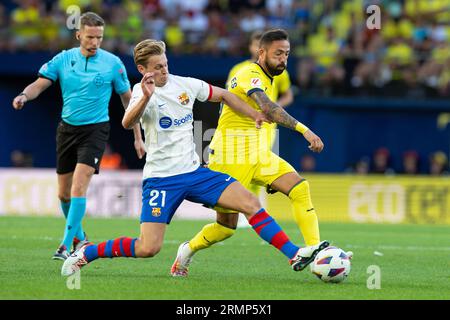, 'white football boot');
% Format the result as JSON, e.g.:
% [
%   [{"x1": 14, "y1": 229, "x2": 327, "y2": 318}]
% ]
[
  {"x1": 171, "y1": 241, "x2": 194, "y2": 277},
  {"x1": 61, "y1": 244, "x2": 89, "y2": 276}
]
